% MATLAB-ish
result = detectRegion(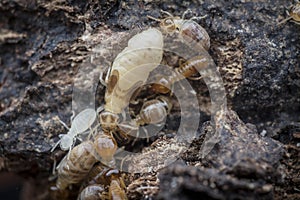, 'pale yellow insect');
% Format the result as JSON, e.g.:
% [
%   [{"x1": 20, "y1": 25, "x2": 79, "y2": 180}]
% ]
[
  {"x1": 116, "y1": 96, "x2": 172, "y2": 143},
  {"x1": 55, "y1": 141, "x2": 97, "y2": 190},
  {"x1": 78, "y1": 163, "x2": 127, "y2": 200},
  {"x1": 98, "y1": 27, "x2": 165, "y2": 144},
  {"x1": 148, "y1": 10, "x2": 211, "y2": 94},
  {"x1": 103, "y1": 28, "x2": 164, "y2": 114},
  {"x1": 54, "y1": 132, "x2": 118, "y2": 191},
  {"x1": 148, "y1": 10, "x2": 210, "y2": 50}
]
